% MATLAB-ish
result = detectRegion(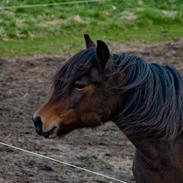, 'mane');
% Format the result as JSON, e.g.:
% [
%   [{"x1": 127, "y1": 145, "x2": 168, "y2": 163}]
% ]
[
  {"x1": 107, "y1": 53, "x2": 183, "y2": 139},
  {"x1": 52, "y1": 47, "x2": 97, "y2": 97}
]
